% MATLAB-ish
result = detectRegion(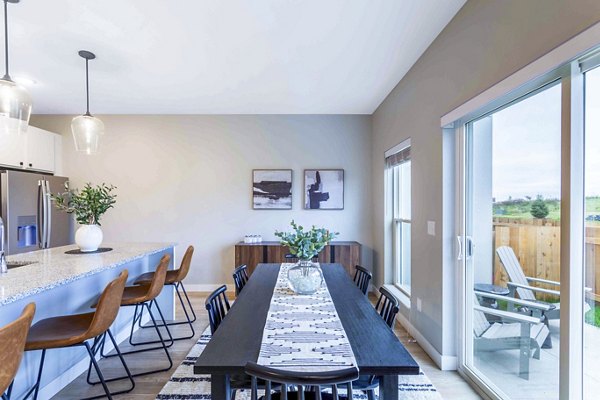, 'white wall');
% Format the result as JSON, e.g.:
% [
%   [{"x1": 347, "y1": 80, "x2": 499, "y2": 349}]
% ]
[
  {"x1": 371, "y1": 0, "x2": 600, "y2": 362},
  {"x1": 30, "y1": 115, "x2": 373, "y2": 287}
]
